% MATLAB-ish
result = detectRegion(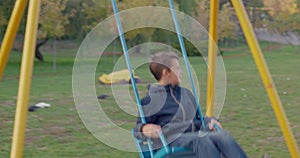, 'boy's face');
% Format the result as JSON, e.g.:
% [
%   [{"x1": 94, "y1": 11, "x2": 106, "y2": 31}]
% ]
[{"x1": 168, "y1": 58, "x2": 182, "y2": 86}]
